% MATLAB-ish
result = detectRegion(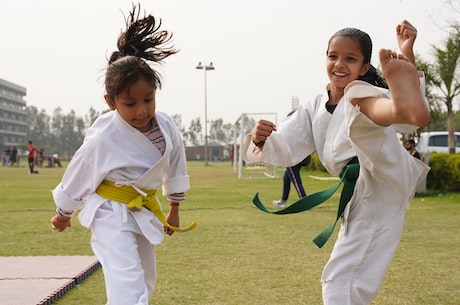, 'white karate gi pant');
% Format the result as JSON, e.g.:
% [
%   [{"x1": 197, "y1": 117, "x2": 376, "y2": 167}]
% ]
[
  {"x1": 321, "y1": 172, "x2": 407, "y2": 305},
  {"x1": 90, "y1": 202, "x2": 156, "y2": 305},
  {"x1": 321, "y1": 98, "x2": 429, "y2": 305}
]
